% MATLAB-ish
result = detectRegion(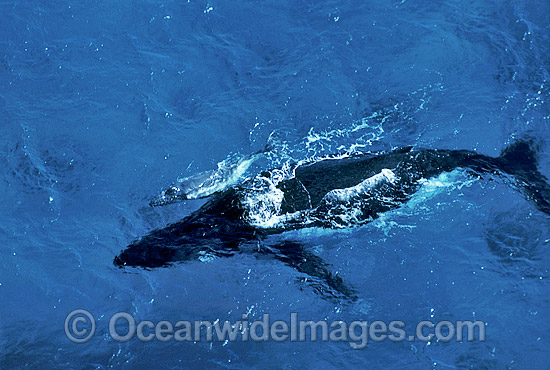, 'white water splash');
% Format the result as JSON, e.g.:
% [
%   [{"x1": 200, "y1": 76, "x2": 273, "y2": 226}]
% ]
[
  {"x1": 322, "y1": 169, "x2": 397, "y2": 203},
  {"x1": 303, "y1": 115, "x2": 385, "y2": 156},
  {"x1": 241, "y1": 163, "x2": 298, "y2": 228},
  {"x1": 405, "y1": 169, "x2": 475, "y2": 210}
]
